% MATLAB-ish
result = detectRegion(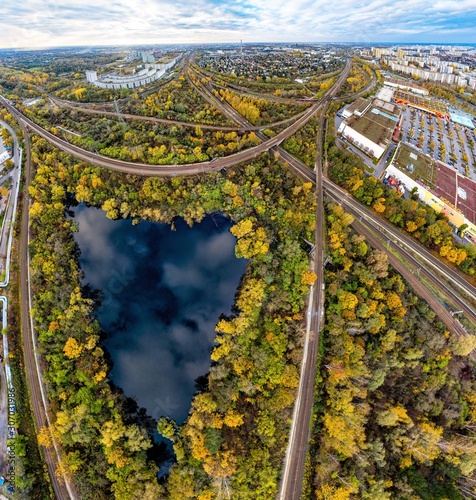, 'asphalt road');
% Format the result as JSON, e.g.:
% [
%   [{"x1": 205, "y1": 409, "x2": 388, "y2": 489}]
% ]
[
  {"x1": 0, "y1": 305, "x2": 6, "y2": 477},
  {"x1": 0, "y1": 118, "x2": 21, "y2": 479},
  {"x1": 0, "y1": 60, "x2": 350, "y2": 178},
  {"x1": 3, "y1": 56, "x2": 475, "y2": 500},
  {"x1": 0, "y1": 120, "x2": 21, "y2": 263}
]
